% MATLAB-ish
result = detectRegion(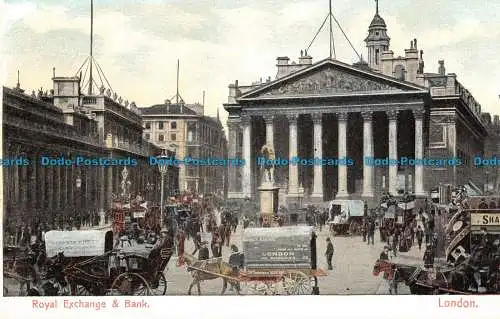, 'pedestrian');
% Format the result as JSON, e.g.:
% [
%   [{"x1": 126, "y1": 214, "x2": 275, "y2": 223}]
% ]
[
  {"x1": 228, "y1": 245, "x2": 242, "y2": 293},
  {"x1": 416, "y1": 225, "x2": 424, "y2": 250},
  {"x1": 325, "y1": 237, "x2": 334, "y2": 270},
  {"x1": 224, "y1": 223, "x2": 232, "y2": 247},
  {"x1": 192, "y1": 232, "x2": 202, "y2": 255},
  {"x1": 198, "y1": 241, "x2": 210, "y2": 260},
  {"x1": 479, "y1": 198, "x2": 488, "y2": 209},
  {"x1": 423, "y1": 244, "x2": 434, "y2": 269},
  {"x1": 391, "y1": 233, "x2": 398, "y2": 258},
  {"x1": 380, "y1": 246, "x2": 390, "y2": 260},
  {"x1": 367, "y1": 219, "x2": 375, "y2": 245}
]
